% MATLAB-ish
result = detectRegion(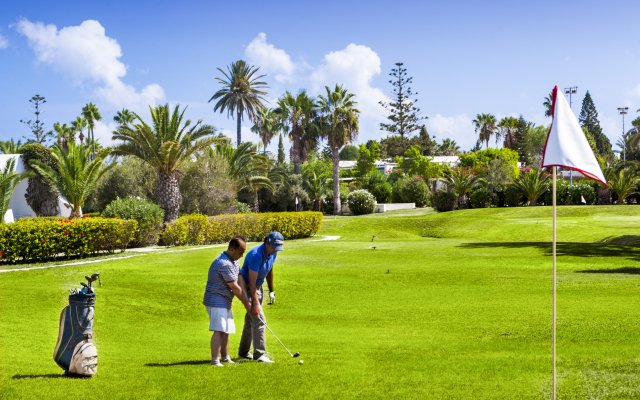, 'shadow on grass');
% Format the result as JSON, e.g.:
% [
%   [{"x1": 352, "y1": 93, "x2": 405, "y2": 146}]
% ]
[
  {"x1": 144, "y1": 360, "x2": 211, "y2": 367},
  {"x1": 576, "y1": 267, "x2": 640, "y2": 275},
  {"x1": 458, "y1": 242, "x2": 640, "y2": 262},
  {"x1": 12, "y1": 374, "x2": 75, "y2": 379}
]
